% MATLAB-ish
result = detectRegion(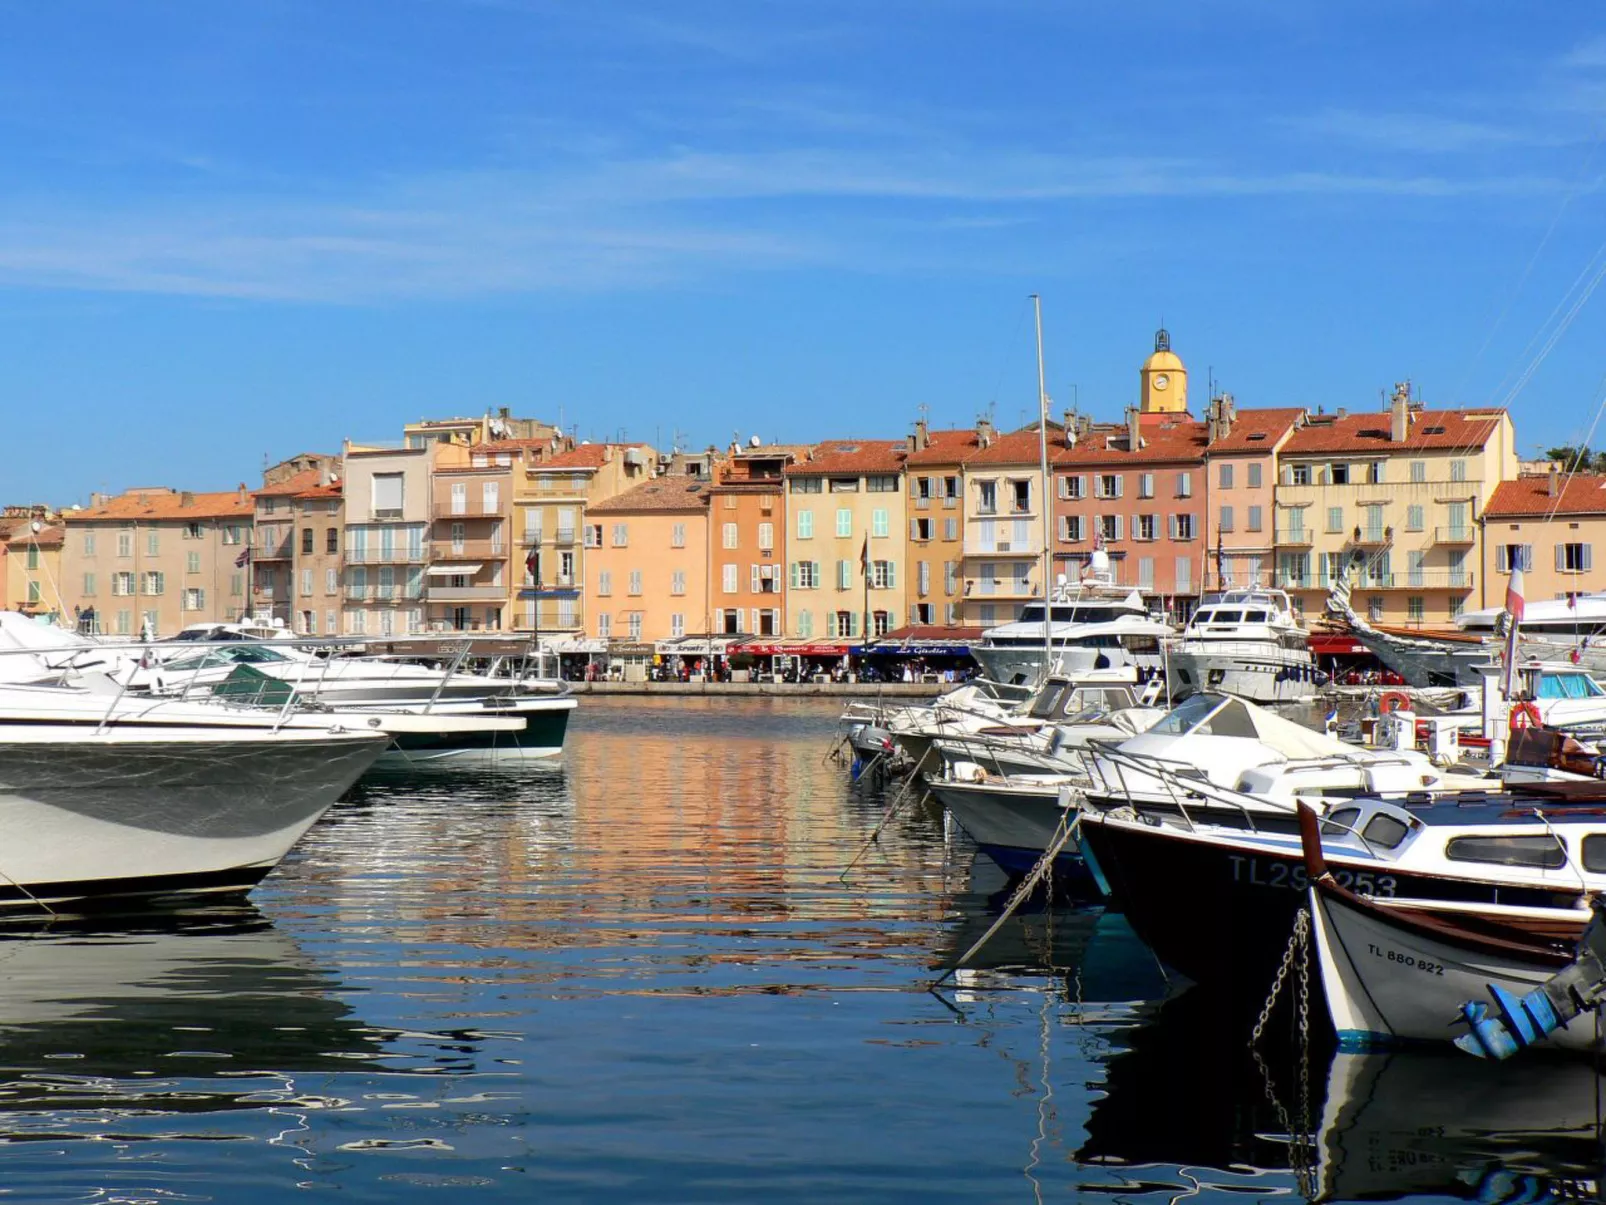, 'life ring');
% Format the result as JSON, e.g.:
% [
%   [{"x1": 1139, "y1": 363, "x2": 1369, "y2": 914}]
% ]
[
  {"x1": 1378, "y1": 690, "x2": 1411, "y2": 714},
  {"x1": 1509, "y1": 700, "x2": 1542, "y2": 731}
]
